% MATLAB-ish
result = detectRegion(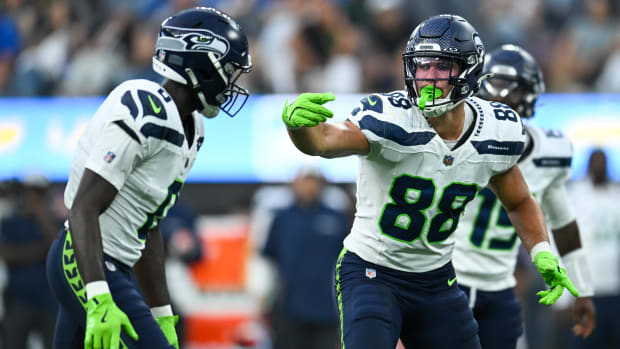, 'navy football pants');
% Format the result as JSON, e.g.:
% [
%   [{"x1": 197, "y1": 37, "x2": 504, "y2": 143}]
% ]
[
  {"x1": 459, "y1": 285, "x2": 523, "y2": 349},
  {"x1": 46, "y1": 229, "x2": 174, "y2": 348},
  {"x1": 336, "y1": 249, "x2": 481, "y2": 349}
]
